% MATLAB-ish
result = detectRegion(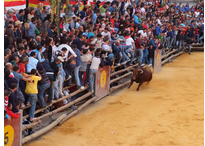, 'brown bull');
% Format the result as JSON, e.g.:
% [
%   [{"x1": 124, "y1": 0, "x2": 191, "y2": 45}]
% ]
[{"x1": 128, "y1": 67, "x2": 152, "y2": 91}]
